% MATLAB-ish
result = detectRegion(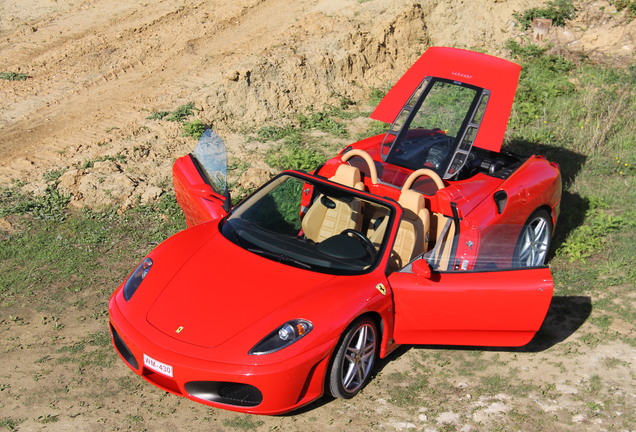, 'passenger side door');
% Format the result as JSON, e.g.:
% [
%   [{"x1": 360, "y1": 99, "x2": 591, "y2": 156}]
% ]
[{"x1": 172, "y1": 129, "x2": 230, "y2": 226}]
